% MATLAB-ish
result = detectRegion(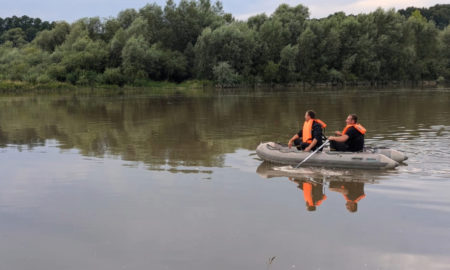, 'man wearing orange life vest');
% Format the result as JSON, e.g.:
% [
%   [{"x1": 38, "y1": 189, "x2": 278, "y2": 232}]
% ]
[
  {"x1": 288, "y1": 110, "x2": 326, "y2": 152},
  {"x1": 328, "y1": 114, "x2": 366, "y2": 152}
]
